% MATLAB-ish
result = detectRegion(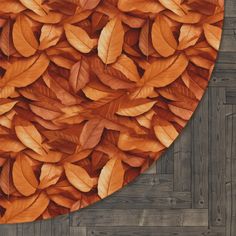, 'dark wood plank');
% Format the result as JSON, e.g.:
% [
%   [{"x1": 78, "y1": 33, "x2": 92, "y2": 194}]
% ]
[
  {"x1": 174, "y1": 122, "x2": 192, "y2": 192},
  {"x1": 192, "y1": 93, "x2": 209, "y2": 209},
  {"x1": 86, "y1": 226, "x2": 225, "y2": 236},
  {"x1": 51, "y1": 215, "x2": 70, "y2": 236},
  {"x1": 156, "y1": 145, "x2": 174, "y2": 174},
  {"x1": 209, "y1": 87, "x2": 226, "y2": 226}
]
